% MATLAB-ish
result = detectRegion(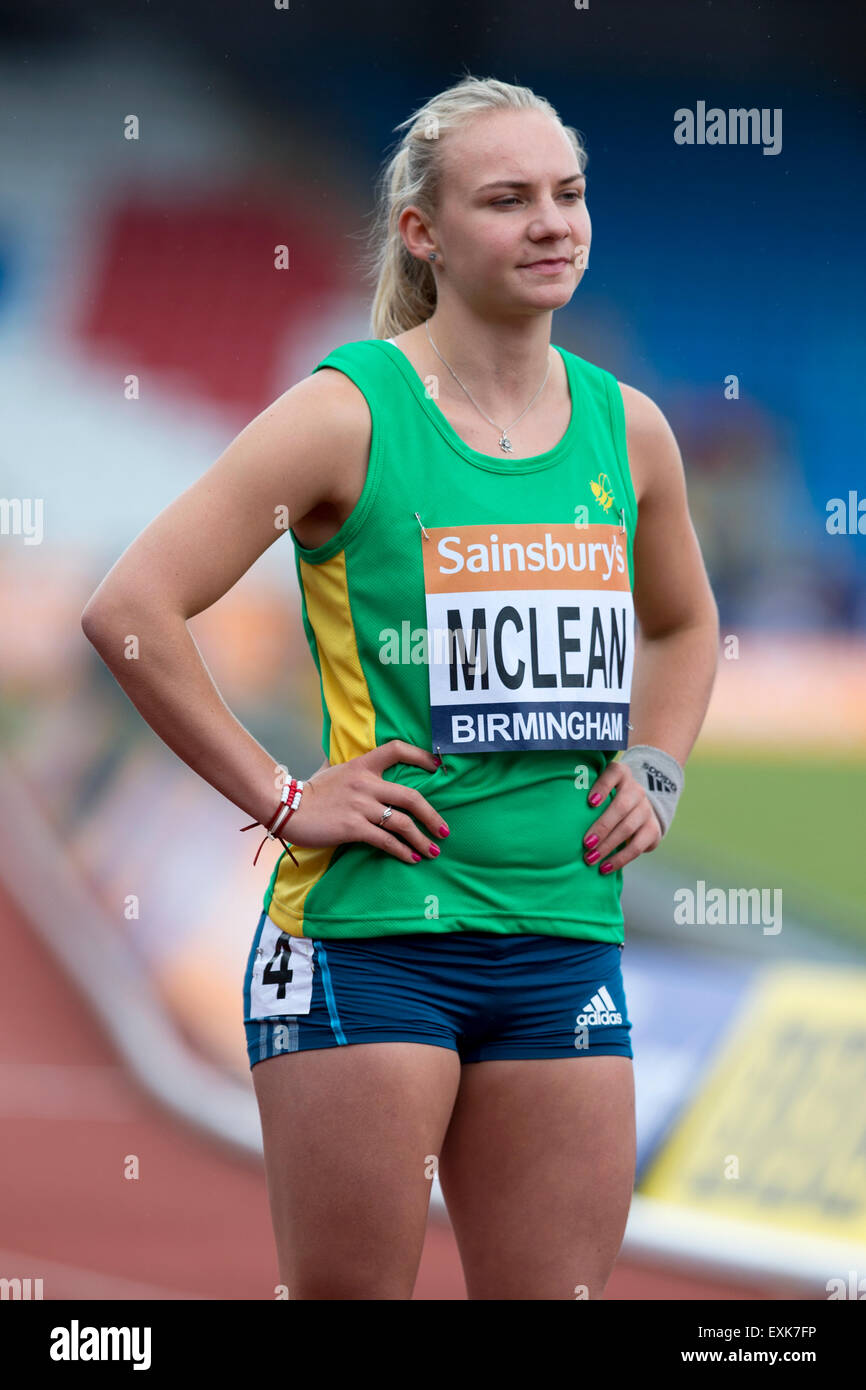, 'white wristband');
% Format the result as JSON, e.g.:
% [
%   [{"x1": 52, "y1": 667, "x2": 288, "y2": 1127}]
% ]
[{"x1": 619, "y1": 744, "x2": 684, "y2": 838}]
